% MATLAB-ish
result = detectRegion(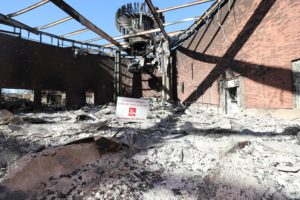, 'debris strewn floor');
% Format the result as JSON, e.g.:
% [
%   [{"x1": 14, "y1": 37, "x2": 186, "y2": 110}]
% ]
[{"x1": 1, "y1": 101, "x2": 300, "y2": 200}]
